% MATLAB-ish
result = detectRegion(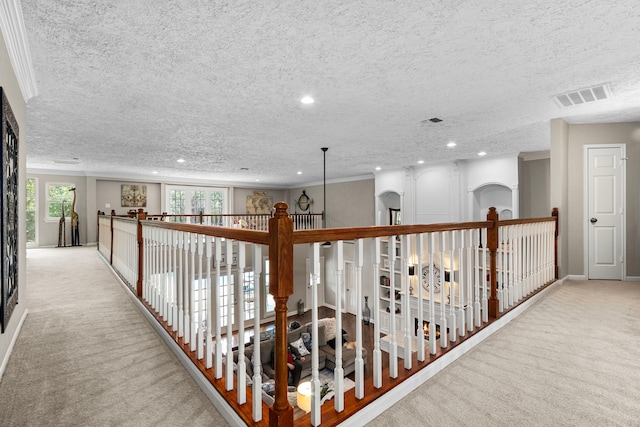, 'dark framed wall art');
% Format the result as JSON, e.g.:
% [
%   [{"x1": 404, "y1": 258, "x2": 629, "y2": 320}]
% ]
[{"x1": 1, "y1": 87, "x2": 19, "y2": 333}]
